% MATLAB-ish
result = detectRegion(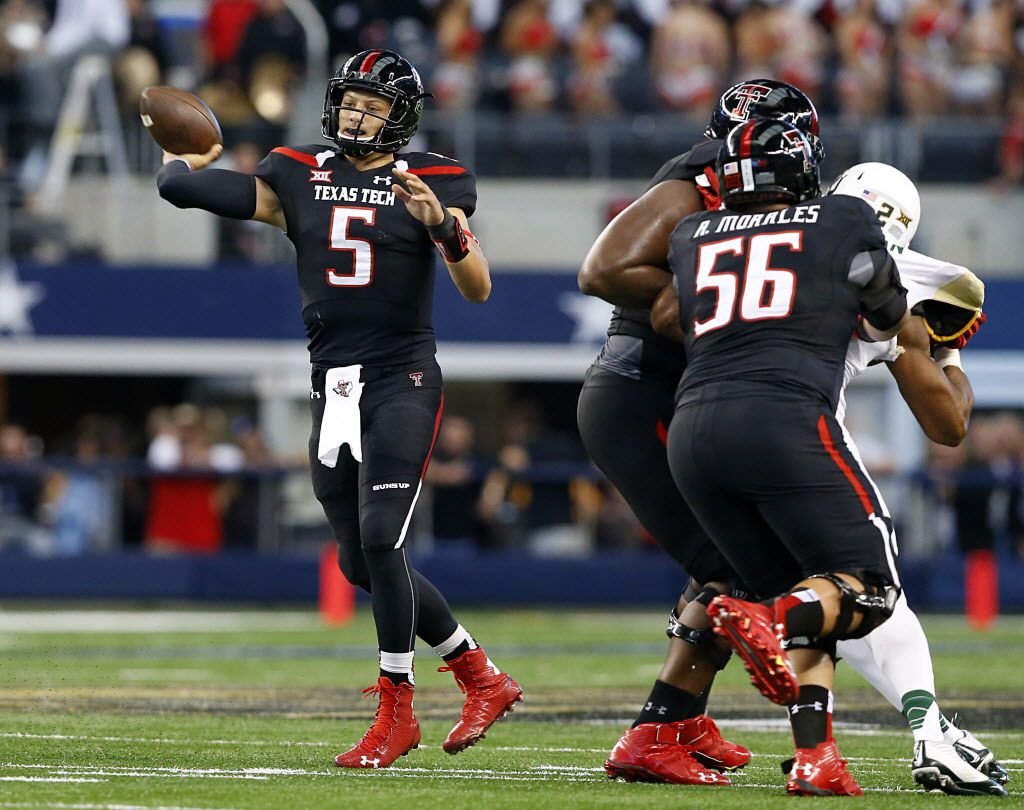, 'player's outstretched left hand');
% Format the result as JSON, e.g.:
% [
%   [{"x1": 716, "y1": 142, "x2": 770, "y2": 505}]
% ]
[{"x1": 392, "y1": 167, "x2": 445, "y2": 227}]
